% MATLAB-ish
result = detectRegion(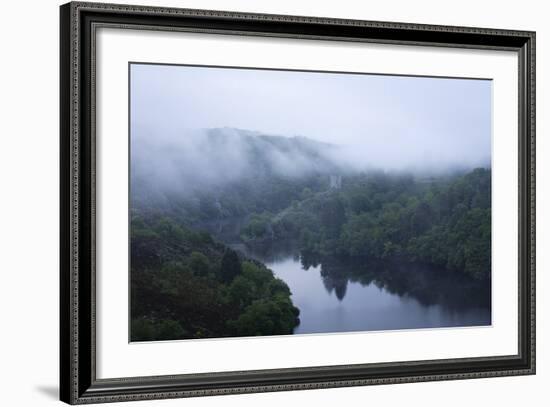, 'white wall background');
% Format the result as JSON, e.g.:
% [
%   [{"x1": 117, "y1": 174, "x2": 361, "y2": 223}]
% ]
[{"x1": 0, "y1": 0, "x2": 546, "y2": 405}]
